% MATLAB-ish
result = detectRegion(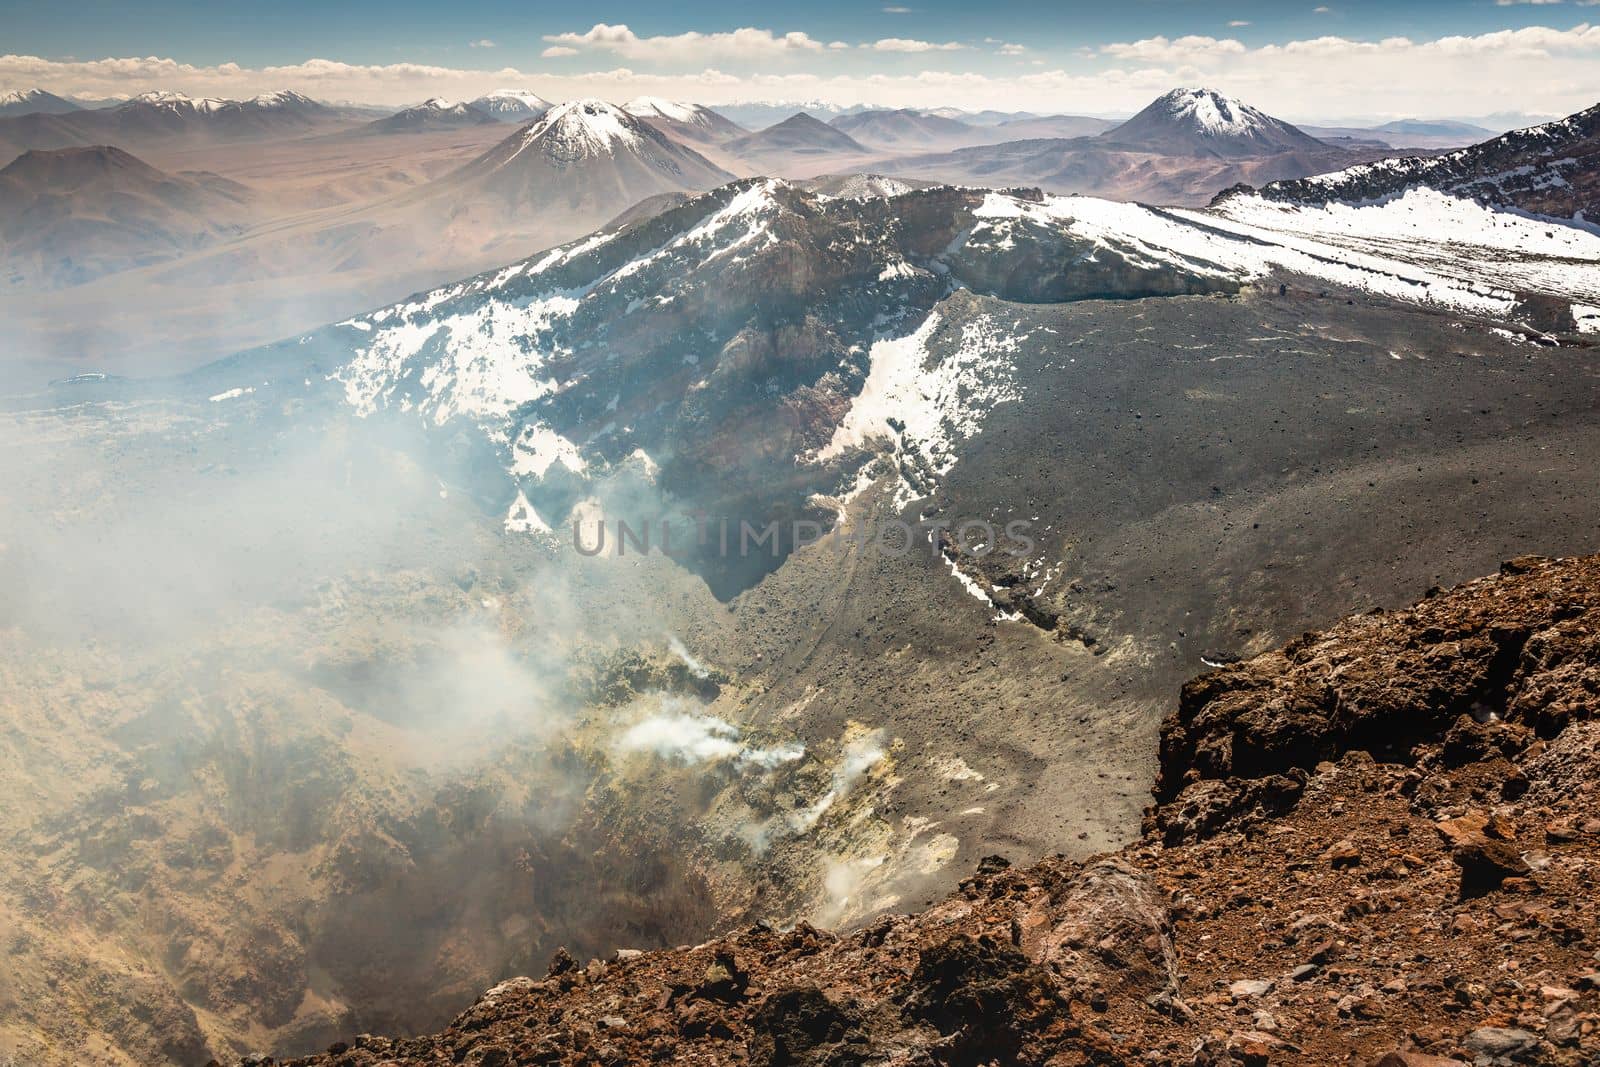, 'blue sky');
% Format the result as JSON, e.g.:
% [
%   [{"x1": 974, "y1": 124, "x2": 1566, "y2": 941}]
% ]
[
  {"x1": 2, "y1": 1, "x2": 1578, "y2": 67},
  {"x1": 3, "y1": 2, "x2": 1599, "y2": 121}
]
